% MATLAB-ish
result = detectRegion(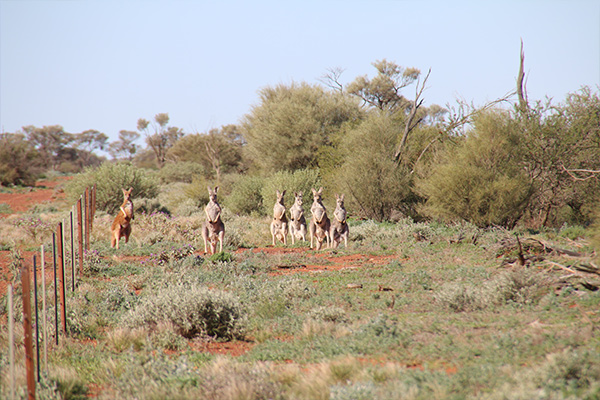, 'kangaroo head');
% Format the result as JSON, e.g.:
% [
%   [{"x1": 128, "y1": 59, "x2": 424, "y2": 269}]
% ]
[
  {"x1": 311, "y1": 187, "x2": 324, "y2": 204},
  {"x1": 122, "y1": 187, "x2": 133, "y2": 202},
  {"x1": 276, "y1": 190, "x2": 286, "y2": 205},
  {"x1": 294, "y1": 191, "x2": 303, "y2": 207},
  {"x1": 336, "y1": 193, "x2": 345, "y2": 208},
  {"x1": 208, "y1": 186, "x2": 219, "y2": 203}
]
